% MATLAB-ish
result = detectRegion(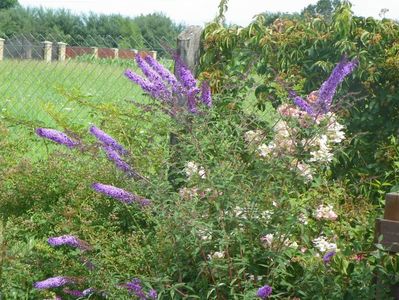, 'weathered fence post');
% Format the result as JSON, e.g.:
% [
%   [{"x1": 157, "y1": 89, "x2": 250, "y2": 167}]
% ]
[
  {"x1": 0, "y1": 38, "x2": 4, "y2": 61},
  {"x1": 57, "y1": 42, "x2": 67, "y2": 61},
  {"x1": 42, "y1": 41, "x2": 52, "y2": 62},
  {"x1": 375, "y1": 193, "x2": 399, "y2": 299},
  {"x1": 167, "y1": 26, "x2": 203, "y2": 189},
  {"x1": 112, "y1": 48, "x2": 119, "y2": 59},
  {"x1": 91, "y1": 47, "x2": 98, "y2": 59}
]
